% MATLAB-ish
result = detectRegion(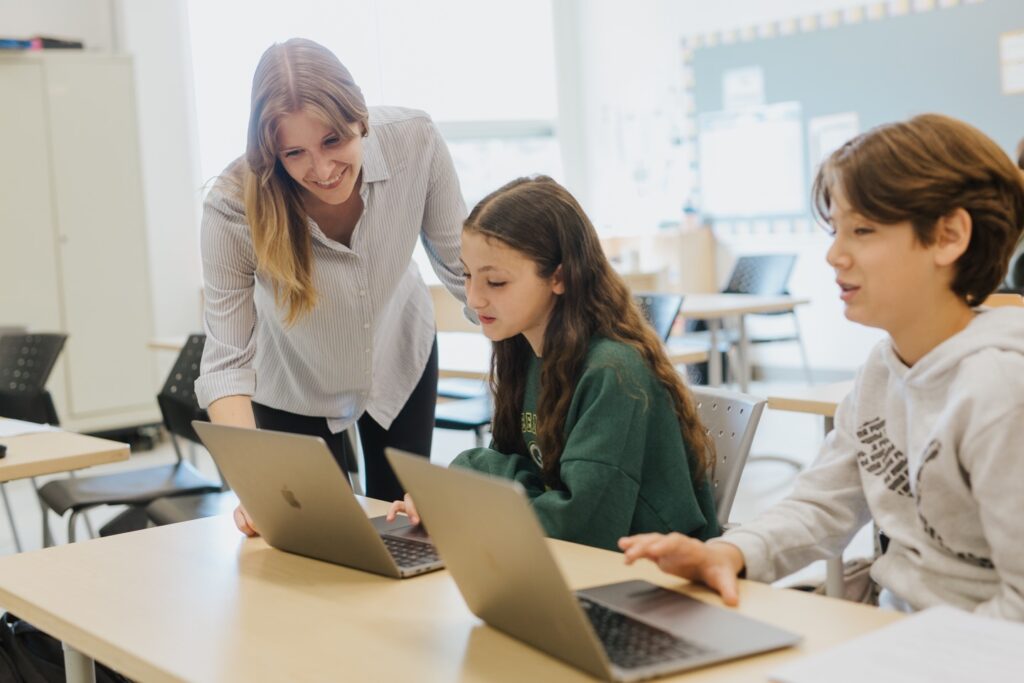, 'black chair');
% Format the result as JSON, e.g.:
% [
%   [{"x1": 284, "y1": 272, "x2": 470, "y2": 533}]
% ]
[
  {"x1": 688, "y1": 254, "x2": 810, "y2": 384},
  {"x1": 434, "y1": 395, "x2": 492, "y2": 448},
  {"x1": 0, "y1": 332, "x2": 67, "y2": 551},
  {"x1": 634, "y1": 293, "x2": 684, "y2": 342},
  {"x1": 37, "y1": 334, "x2": 222, "y2": 543}
]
